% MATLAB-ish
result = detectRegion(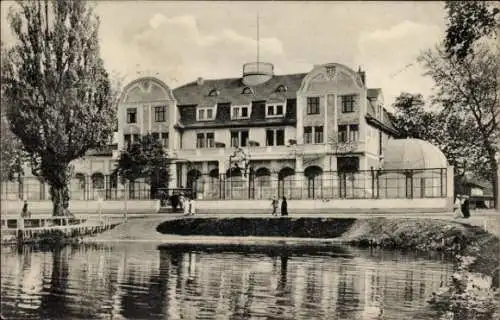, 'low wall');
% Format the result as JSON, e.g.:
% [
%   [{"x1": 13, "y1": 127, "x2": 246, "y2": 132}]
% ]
[
  {"x1": 0, "y1": 200, "x2": 161, "y2": 216},
  {"x1": 194, "y1": 198, "x2": 451, "y2": 214}
]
